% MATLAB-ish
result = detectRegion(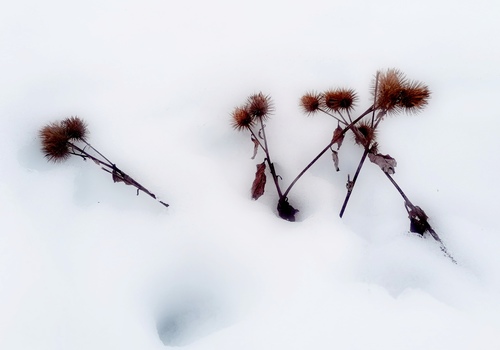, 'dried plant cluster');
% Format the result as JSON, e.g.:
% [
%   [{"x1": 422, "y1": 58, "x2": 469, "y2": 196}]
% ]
[
  {"x1": 39, "y1": 117, "x2": 168, "y2": 208},
  {"x1": 231, "y1": 93, "x2": 298, "y2": 221},
  {"x1": 232, "y1": 69, "x2": 454, "y2": 262}
]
